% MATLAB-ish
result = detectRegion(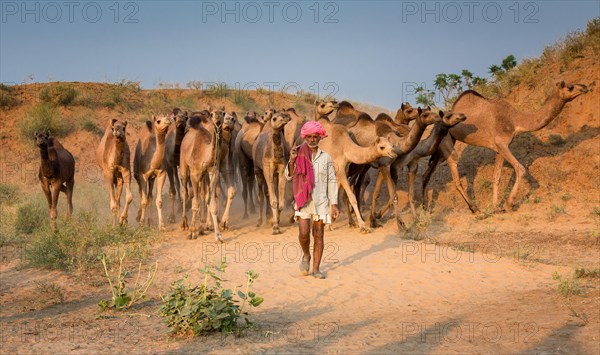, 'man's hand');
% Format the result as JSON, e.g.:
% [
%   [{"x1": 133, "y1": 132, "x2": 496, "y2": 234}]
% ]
[
  {"x1": 331, "y1": 204, "x2": 340, "y2": 220},
  {"x1": 289, "y1": 144, "x2": 298, "y2": 162}
]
